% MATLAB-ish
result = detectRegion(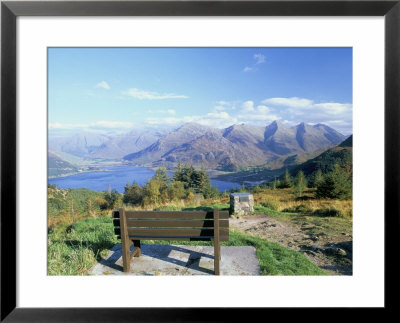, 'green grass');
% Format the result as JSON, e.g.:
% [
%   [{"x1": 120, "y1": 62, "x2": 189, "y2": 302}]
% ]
[
  {"x1": 48, "y1": 216, "x2": 326, "y2": 276},
  {"x1": 48, "y1": 217, "x2": 118, "y2": 275}
]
